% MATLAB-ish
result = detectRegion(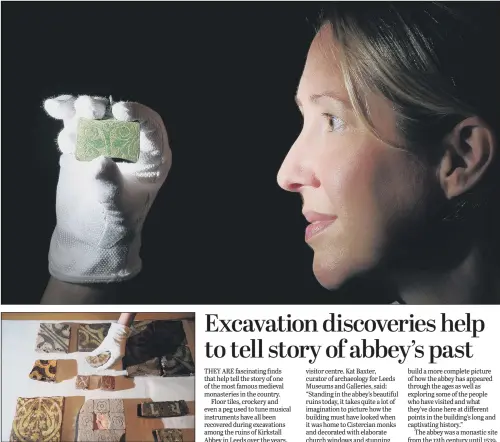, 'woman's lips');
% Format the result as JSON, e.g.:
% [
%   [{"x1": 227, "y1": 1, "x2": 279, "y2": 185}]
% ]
[{"x1": 303, "y1": 211, "x2": 338, "y2": 242}]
